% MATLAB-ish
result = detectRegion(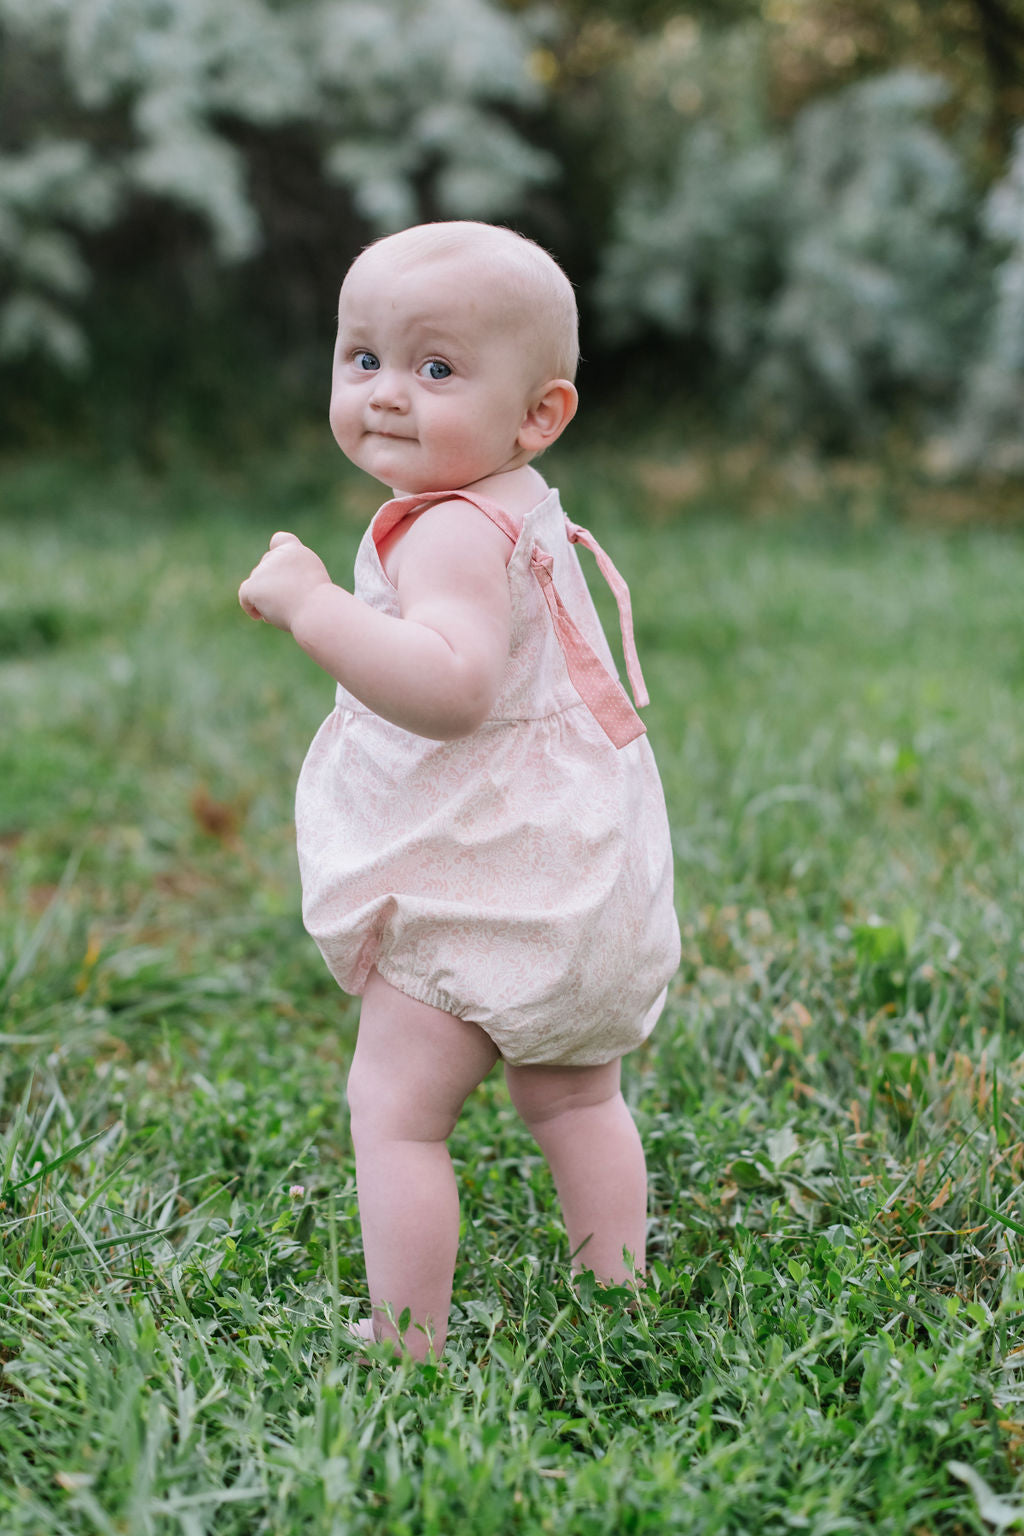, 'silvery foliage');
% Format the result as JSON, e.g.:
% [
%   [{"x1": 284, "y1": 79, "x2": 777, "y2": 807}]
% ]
[
  {"x1": 0, "y1": 140, "x2": 118, "y2": 369},
  {"x1": 594, "y1": 24, "x2": 787, "y2": 364},
  {"x1": 941, "y1": 129, "x2": 1024, "y2": 474},
  {"x1": 312, "y1": 0, "x2": 553, "y2": 231},
  {"x1": 598, "y1": 54, "x2": 981, "y2": 437},
  {"x1": 0, "y1": 0, "x2": 552, "y2": 367},
  {"x1": 757, "y1": 72, "x2": 976, "y2": 430}
]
